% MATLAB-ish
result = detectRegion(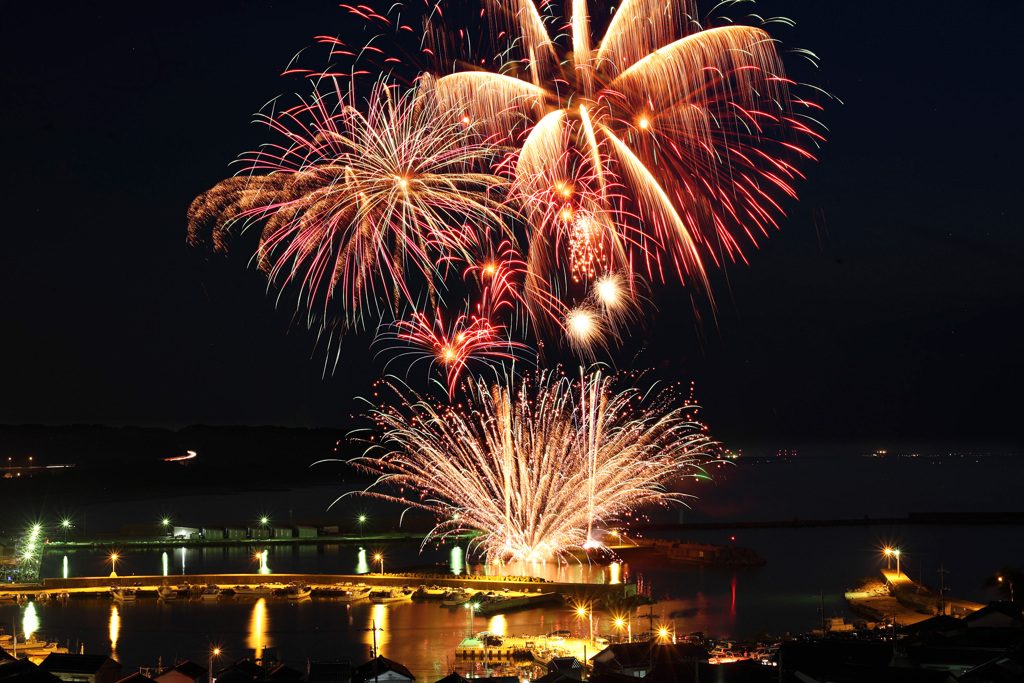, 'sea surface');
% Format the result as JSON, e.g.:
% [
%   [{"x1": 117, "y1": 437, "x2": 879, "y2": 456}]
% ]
[{"x1": 8, "y1": 453, "x2": 1023, "y2": 680}]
